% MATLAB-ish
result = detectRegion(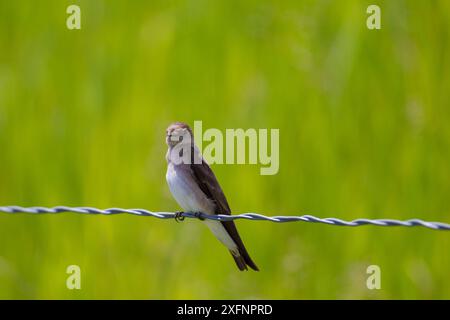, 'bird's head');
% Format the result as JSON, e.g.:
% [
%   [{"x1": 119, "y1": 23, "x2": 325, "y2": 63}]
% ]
[{"x1": 166, "y1": 122, "x2": 194, "y2": 147}]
